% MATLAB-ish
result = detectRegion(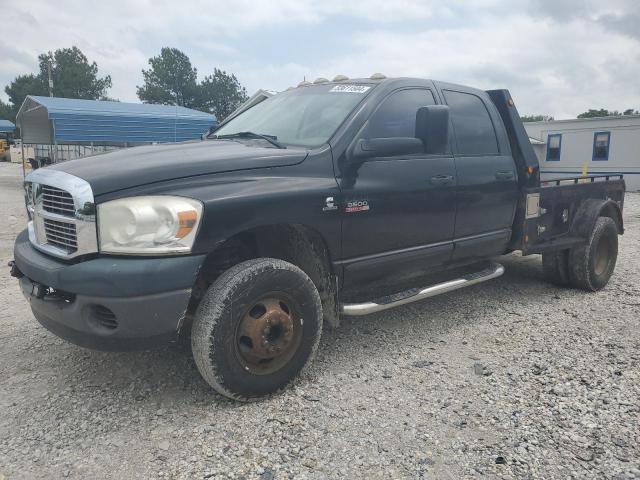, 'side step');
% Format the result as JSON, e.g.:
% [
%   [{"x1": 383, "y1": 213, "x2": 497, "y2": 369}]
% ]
[{"x1": 340, "y1": 262, "x2": 505, "y2": 316}]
